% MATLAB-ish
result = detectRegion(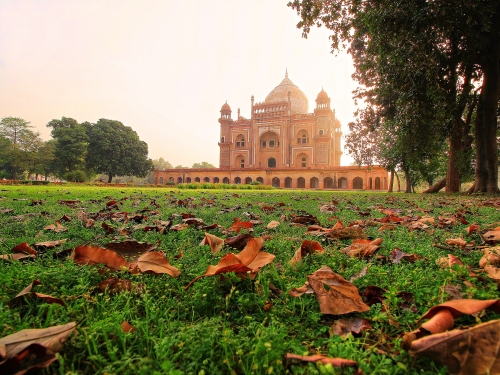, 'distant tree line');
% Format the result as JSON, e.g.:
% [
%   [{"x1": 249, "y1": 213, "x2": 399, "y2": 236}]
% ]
[
  {"x1": 152, "y1": 159, "x2": 215, "y2": 171},
  {"x1": 0, "y1": 116, "x2": 153, "y2": 183}
]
